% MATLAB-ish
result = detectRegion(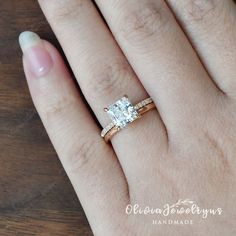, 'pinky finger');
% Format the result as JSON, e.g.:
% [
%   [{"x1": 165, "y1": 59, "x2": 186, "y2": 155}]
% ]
[{"x1": 19, "y1": 31, "x2": 129, "y2": 234}]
